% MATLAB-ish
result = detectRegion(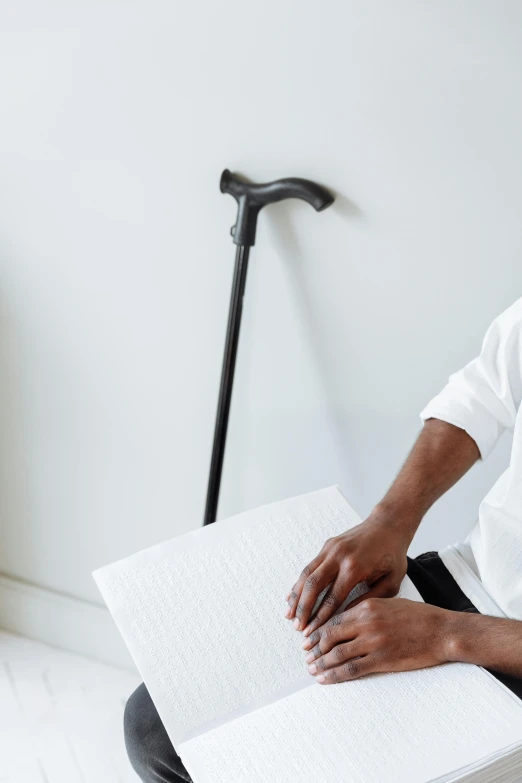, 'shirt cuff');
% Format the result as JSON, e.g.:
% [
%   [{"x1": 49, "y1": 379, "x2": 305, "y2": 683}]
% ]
[{"x1": 419, "y1": 400, "x2": 500, "y2": 460}]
